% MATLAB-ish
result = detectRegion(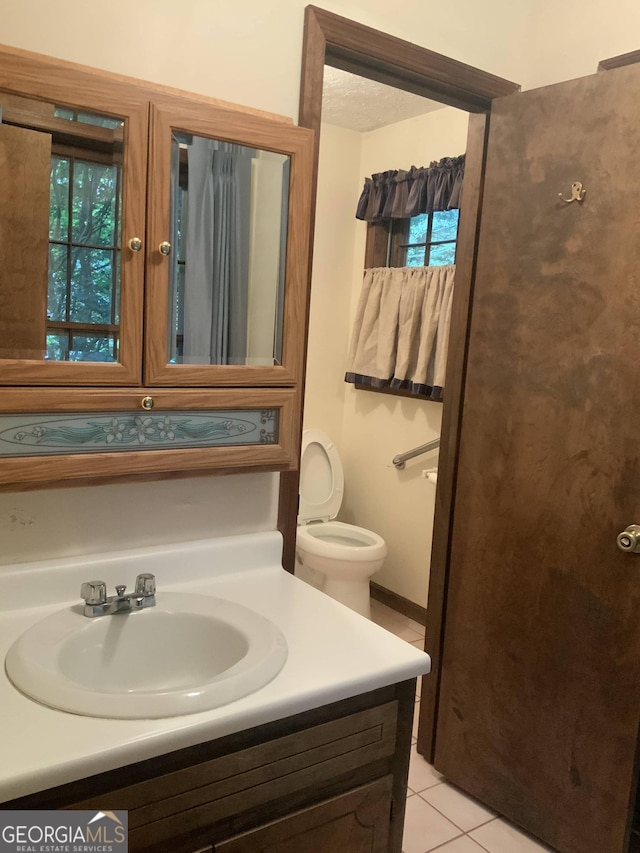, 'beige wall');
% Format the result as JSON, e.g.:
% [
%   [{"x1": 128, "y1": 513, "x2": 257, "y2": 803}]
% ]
[
  {"x1": 345, "y1": 108, "x2": 468, "y2": 606},
  {"x1": 0, "y1": 0, "x2": 535, "y2": 119},
  {"x1": 303, "y1": 123, "x2": 361, "y2": 443},
  {"x1": 1, "y1": 0, "x2": 639, "y2": 569},
  {"x1": 356, "y1": 109, "x2": 469, "y2": 176},
  {"x1": 521, "y1": 0, "x2": 640, "y2": 90},
  {"x1": 304, "y1": 108, "x2": 468, "y2": 607},
  {"x1": 246, "y1": 151, "x2": 287, "y2": 364},
  {"x1": 5, "y1": 0, "x2": 637, "y2": 115}
]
